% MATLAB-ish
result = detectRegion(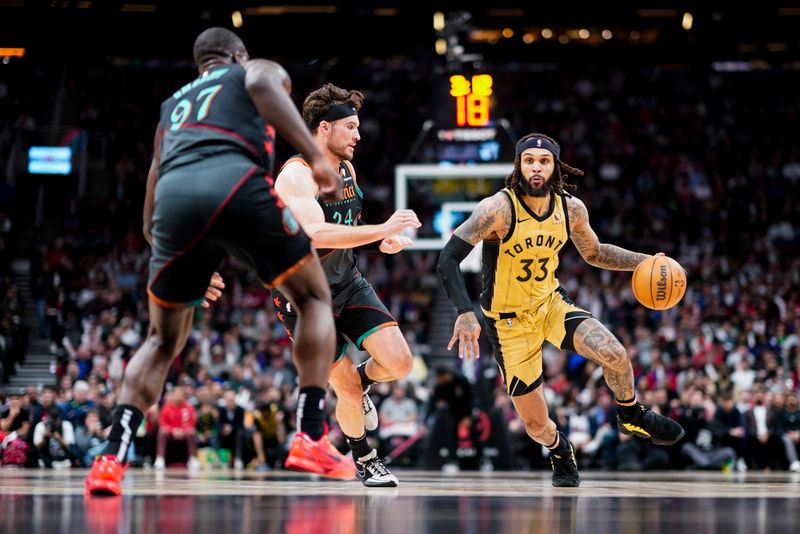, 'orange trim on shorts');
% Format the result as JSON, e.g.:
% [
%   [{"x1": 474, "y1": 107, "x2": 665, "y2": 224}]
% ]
[
  {"x1": 266, "y1": 252, "x2": 314, "y2": 288},
  {"x1": 147, "y1": 288, "x2": 192, "y2": 310}
]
